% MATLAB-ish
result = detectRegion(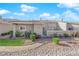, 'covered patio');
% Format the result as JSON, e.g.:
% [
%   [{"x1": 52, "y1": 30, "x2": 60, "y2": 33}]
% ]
[{"x1": 11, "y1": 21, "x2": 44, "y2": 38}]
